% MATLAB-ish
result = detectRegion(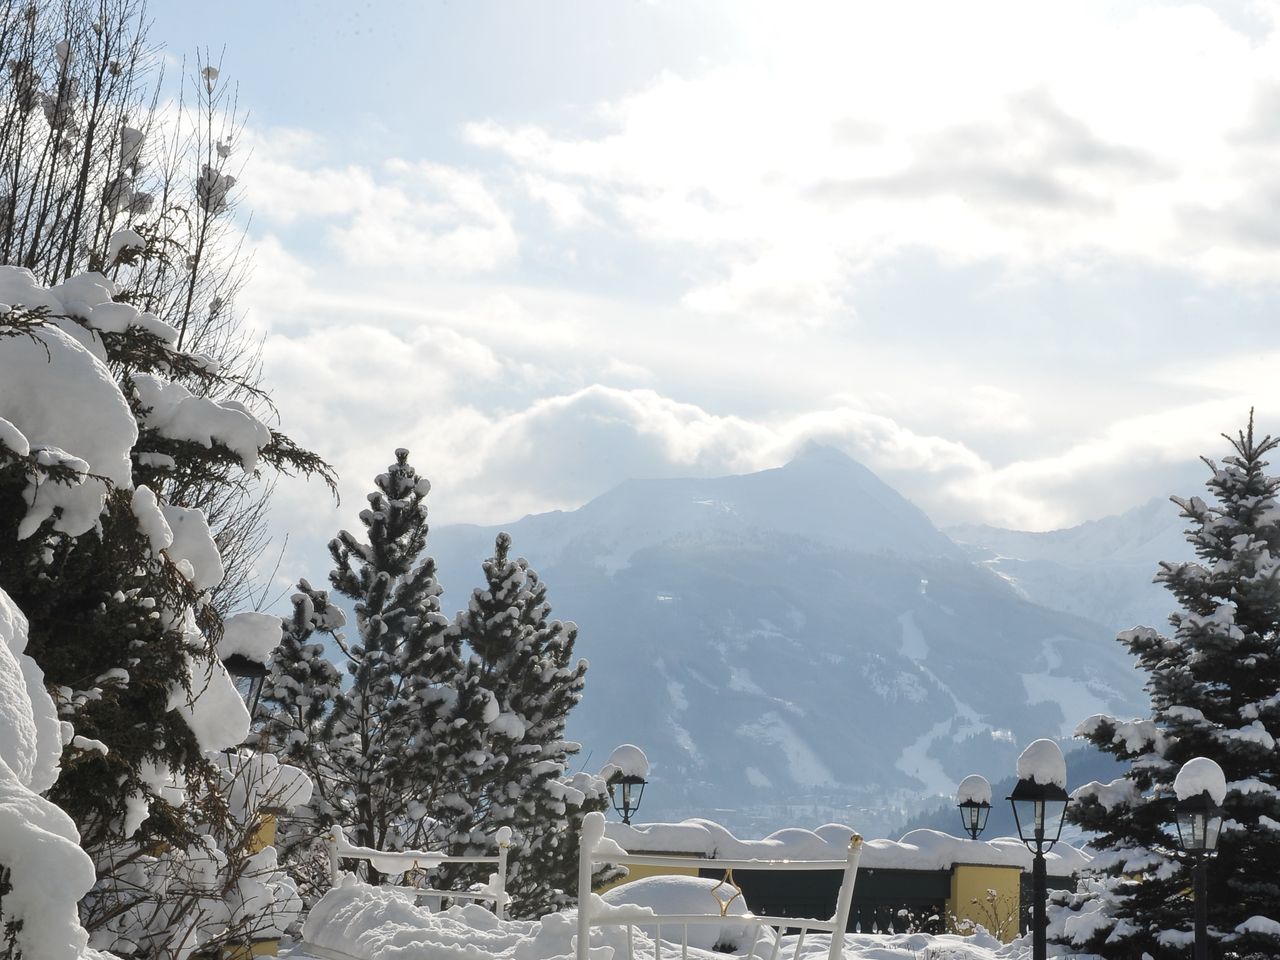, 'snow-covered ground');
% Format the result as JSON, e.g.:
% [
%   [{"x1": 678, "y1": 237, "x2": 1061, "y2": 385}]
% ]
[{"x1": 283, "y1": 881, "x2": 1066, "y2": 960}]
